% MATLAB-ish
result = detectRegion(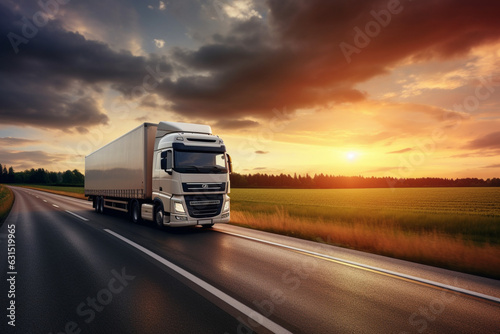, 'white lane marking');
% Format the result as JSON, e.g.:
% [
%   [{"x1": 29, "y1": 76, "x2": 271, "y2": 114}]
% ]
[
  {"x1": 65, "y1": 210, "x2": 89, "y2": 222},
  {"x1": 104, "y1": 229, "x2": 292, "y2": 334},
  {"x1": 219, "y1": 230, "x2": 500, "y2": 304},
  {"x1": 36, "y1": 196, "x2": 39, "y2": 198},
  {"x1": 43, "y1": 200, "x2": 47, "y2": 202},
  {"x1": 52, "y1": 204, "x2": 59, "y2": 208}
]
